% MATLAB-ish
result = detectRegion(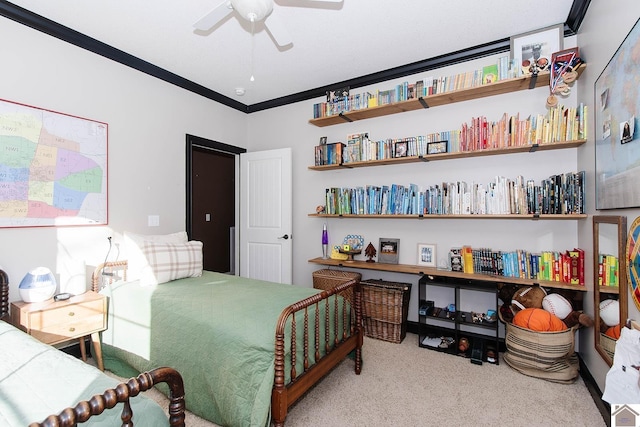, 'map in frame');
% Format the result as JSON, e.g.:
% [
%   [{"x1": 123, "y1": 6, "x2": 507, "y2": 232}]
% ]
[{"x1": 0, "y1": 98, "x2": 107, "y2": 228}]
